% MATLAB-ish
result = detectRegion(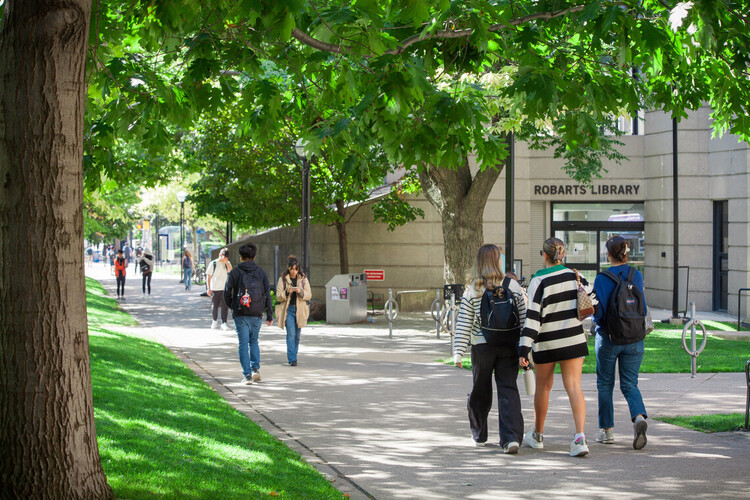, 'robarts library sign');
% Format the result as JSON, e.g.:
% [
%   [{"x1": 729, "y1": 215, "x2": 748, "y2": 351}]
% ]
[{"x1": 532, "y1": 183, "x2": 643, "y2": 198}]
